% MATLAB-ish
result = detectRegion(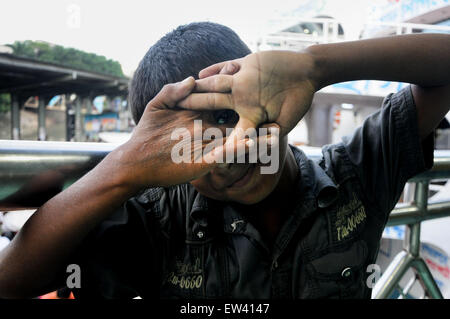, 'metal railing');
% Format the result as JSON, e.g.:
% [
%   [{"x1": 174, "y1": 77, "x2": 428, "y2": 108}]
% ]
[
  {"x1": 373, "y1": 151, "x2": 450, "y2": 299},
  {"x1": 0, "y1": 140, "x2": 118, "y2": 210},
  {"x1": 0, "y1": 140, "x2": 450, "y2": 298}
]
